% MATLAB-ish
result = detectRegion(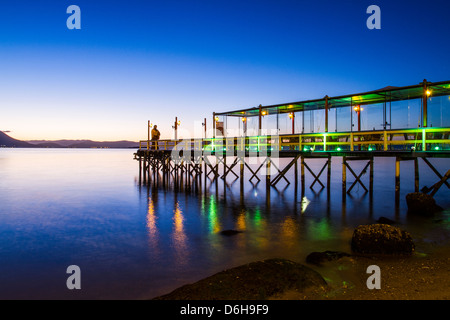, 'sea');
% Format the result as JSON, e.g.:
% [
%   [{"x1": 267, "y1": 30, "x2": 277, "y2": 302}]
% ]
[{"x1": 0, "y1": 148, "x2": 449, "y2": 299}]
